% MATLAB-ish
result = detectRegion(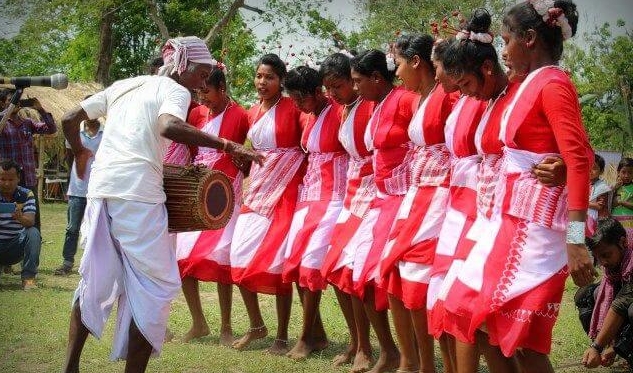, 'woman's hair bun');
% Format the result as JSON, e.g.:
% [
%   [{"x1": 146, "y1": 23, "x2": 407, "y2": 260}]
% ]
[{"x1": 467, "y1": 8, "x2": 492, "y2": 34}]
